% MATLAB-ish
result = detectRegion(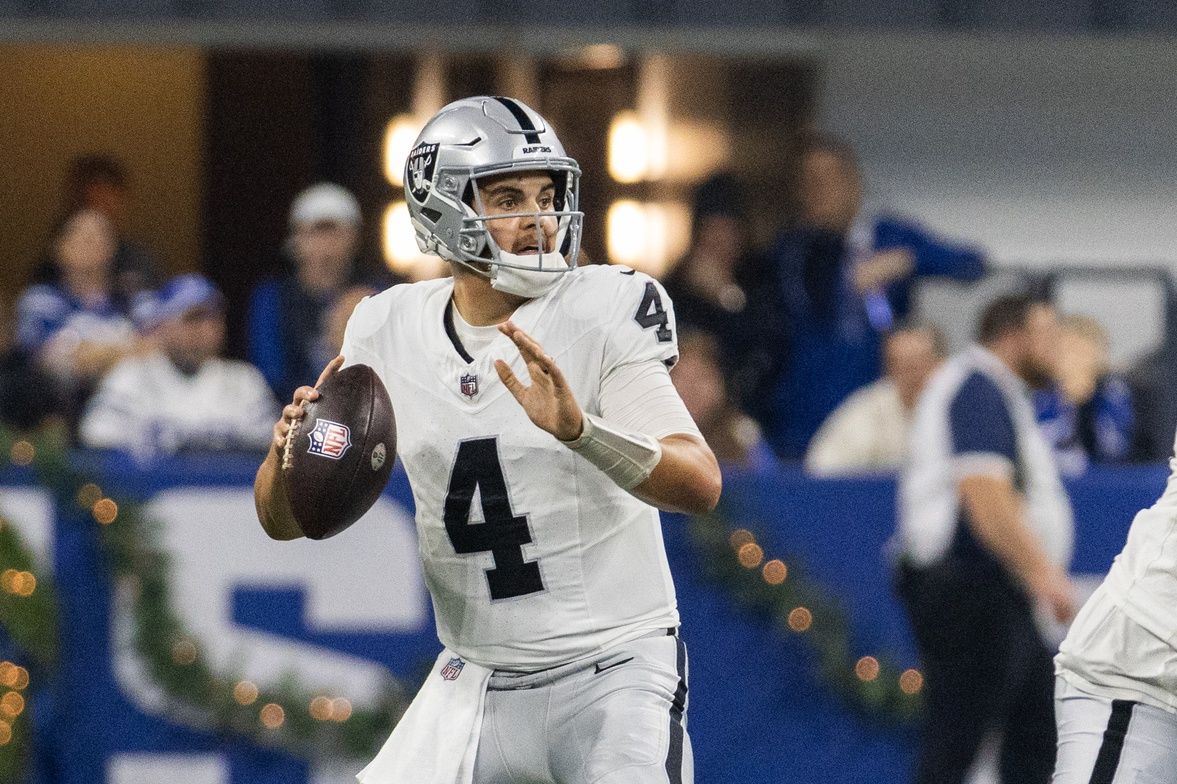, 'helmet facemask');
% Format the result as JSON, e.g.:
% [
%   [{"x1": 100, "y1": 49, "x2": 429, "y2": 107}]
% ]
[{"x1": 446, "y1": 164, "x2": 582, "y2": 297}]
